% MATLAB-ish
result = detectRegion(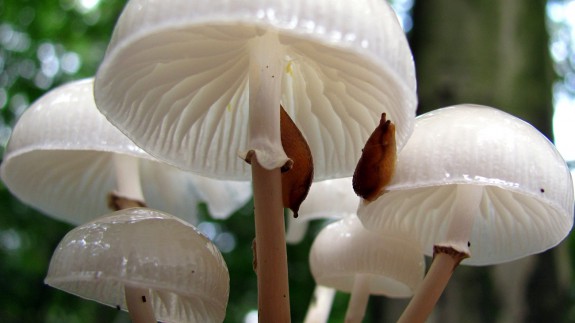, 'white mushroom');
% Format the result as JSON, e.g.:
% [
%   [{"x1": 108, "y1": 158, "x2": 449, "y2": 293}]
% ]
[
  {"x1": 45, "y1": 207, "x2": 229, "y2": 323},
  {"x1": 310, "y1": 214, "x2": 424, "y2": 323},
  {"x1": 93, "y1": 0, "x2": 417, "y2": 319},
  {"x1": 357, "y1": 104, "x2": 575, "y2": 322},
  {"x1": 0, "y1": 78, "x2": 251, "y2": 225},
  {"x1": 286, "y1": 177, "x2": 357, "y2": 244},
  {"x1": 286, "y1": 177, "x2": 358, "y2": 322}
]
